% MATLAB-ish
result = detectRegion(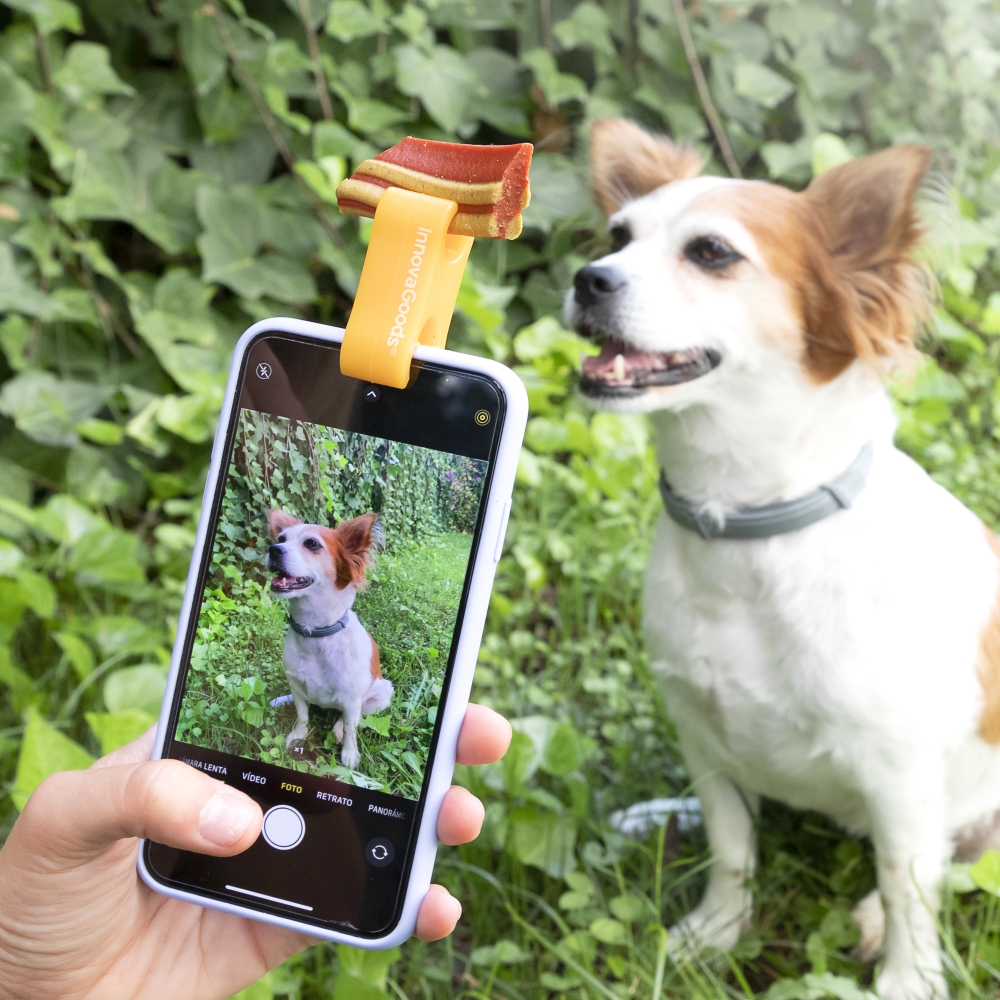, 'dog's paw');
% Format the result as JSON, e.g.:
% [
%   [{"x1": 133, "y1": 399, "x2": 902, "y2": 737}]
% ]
[
  {"x1": 875, "y1": 964, "x2": 947, "y2": 1000},
  {"x1": 333, "y1": 719, "x2": 344, "y2": 743},
  {"x1": 285, "y1": 727, "x2": 308, "y2": 749},
  {"x1": 851, "y1": 889, "x2": 885, "y2": 961},
  {"x1": 667, "y1": 900, "x2": 748, "y2": 959},
  {"x1": 340, "y1": 745, "x2": 360, "y2": 769}
]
